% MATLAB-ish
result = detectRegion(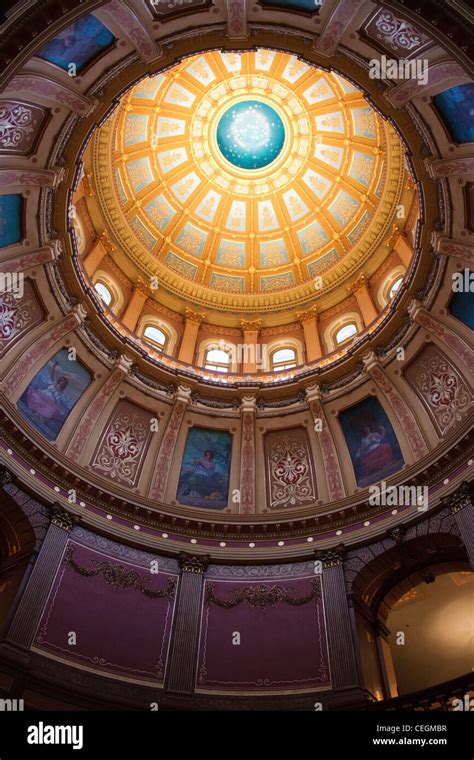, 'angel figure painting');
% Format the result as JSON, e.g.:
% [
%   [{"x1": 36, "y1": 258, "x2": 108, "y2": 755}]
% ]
[
  {"x1": 177, "y1": 427, "x2": 232, "y2": 510},
  {"x1": 339, "y1": 396, "x2": 404, "y2": 487},
  {"x1": 17, "y1": 349, "x2": 92, "y2": 441}
]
